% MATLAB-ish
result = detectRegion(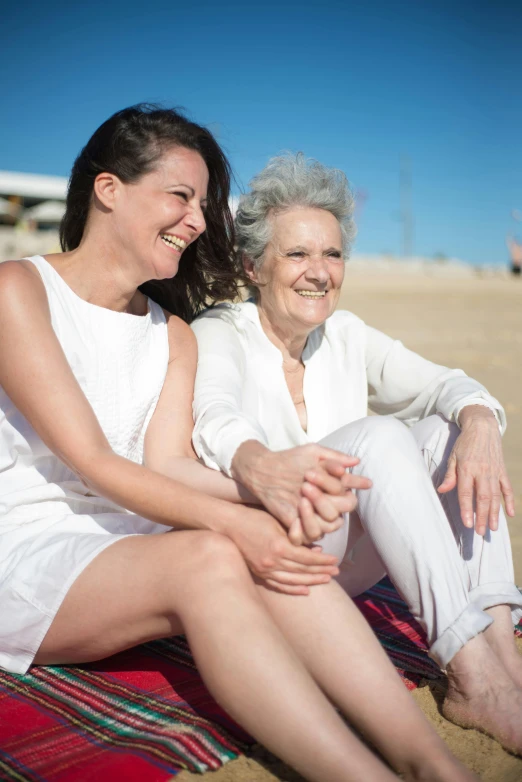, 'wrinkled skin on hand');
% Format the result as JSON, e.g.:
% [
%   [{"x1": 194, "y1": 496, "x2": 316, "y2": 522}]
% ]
[
  {"x1": 231, "y1": 441, "x2": 371, "y2": 545},
  {"x1": 438, "y1": 406, "x2": 515, "y2": 536}
]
